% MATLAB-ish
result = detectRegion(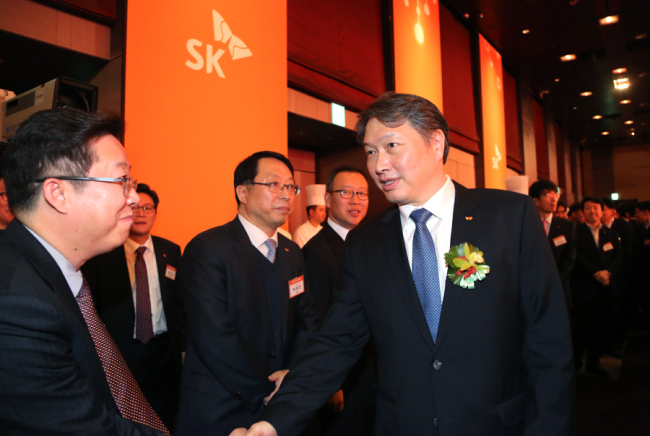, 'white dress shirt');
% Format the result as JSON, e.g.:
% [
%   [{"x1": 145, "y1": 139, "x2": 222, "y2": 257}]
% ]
[
  {"x1": 543, "y1": 213, "x2": 553, "y2": 236},
  {"x1": 587, "y1": 222, "x2": 602, "y2": 246},
  {"x1": 238, "y1": 213, "x2": 279, "y2": 257},
  {"x1": 124, "y1": 236, "x2": 167, "y2": 337},
  {"x1": 399, "y1": 175, "x2": 456, "y2": 302},
  {"x1": 328, "y1": 217, "x2": 350, "y2": 241}
]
